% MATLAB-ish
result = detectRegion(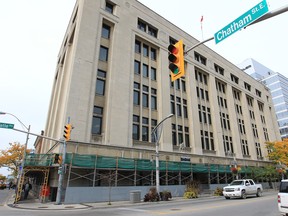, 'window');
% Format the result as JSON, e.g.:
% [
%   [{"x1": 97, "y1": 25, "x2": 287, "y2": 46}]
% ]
[
  {"x1": 216, "y1": 80, "x2": 226, "y2": 93},
  {"x1": 256, "y1": 89, "x2": 262, "y2": 97},
  {"x1": 195, "y1": 69, "x2": 208, "y2": 85},
  {"x1": 230, "y1": 74, "x2": 239, "y2": 84},
  {"x1": 133, "y1": 115, "x2": 140, "y2": 140},
  {"x1": 223, "y1": 136, "x2": 233, "y2": 153},
  {"x1": 247, "y1": 96, "x2": 254, "y2": 107},
  {"x1": 241, "y1": 139, "x2": 249, "y2": 156},
  {"x1": 194, "y1": 52, "x2": 206, "y2": 65},
  {"x1": 151, "y1": 48, "x2": 157, "y2": 60},
  {"x1": 151, "y1": 88, "x2": 157, "y2": 110},
  {"x1": 172, "y1": 124, "x2": 177, "y2": 146},
  {"x1": 99, "y1": 46, "x2": 108, "y2": 61},
  {"x1": 92, "y1": 106, "x2": 103, "y2": 135},
  {"x1": 96, "y1": 70, "x2": 106, "y2": 95},
  {"x1": 134, "y1": 60, "x2": 140, "y2": 74},
  {"x1": 183, "y1": 99, "x2": 188, "y2": 118},
  {"x1": 142, "y1": 85, "x2": 149, "y2": 108},
  {"x1": 151, "y1": 119, "x2": 157, "y2": 142},
  {"x1": 201, "y1": 130, "x2": 214, "y2": 150},
  {"x1": 135, "y1": 40, "x2": 141, "y2": 53},
  {"x1": 176, "y1": 97, "x2": 182, "y2": 117},
  {"x1": 258, "y1": 102, "x2": 264, "y2": 112},
  {"x1": 143, "y1": 44, "x2": 149, "y2": 57},
  {"x1": 133, "y1": 82, "x2": 140, "y2": 105},
  {"x1": 101, "y1": 24, "x2": 111, "y2": 39},
  {"x1": 137, "y1": 19, "x2": 158, "y2": 38},
  {"x1": 148, "y1": 26, "x2": 158, "y2": 37},
  {"x1": 182, "y1": 80, "x2": 186, "y2": 92},
  {"x1": 142, "y1": 117, "x2": 149, "y2": 141},
  {"x1": 185, "y1": 127, "x2": 190, "y2": 147},
  {"x1": 170, "y1": 95, "x2": 175, "y2": 114},
  {"x1": 105, "y1": 1, "x2": 114, "y2": 14},
  {"x1": 137, "y1": 19, "x2": 146, "y2": 32},
  {"x1": 151, "y1": 67, "x2": 156, "y2": 80},
  {"x1": 244, "y1": 82, "x2": 251, "y2": 91},
  {"x1": 142, "y1": 64, "x2": 148, "y2": 78},
  {"x1": 214, "y1": 64, "x2": 224, "y2": 75}
]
